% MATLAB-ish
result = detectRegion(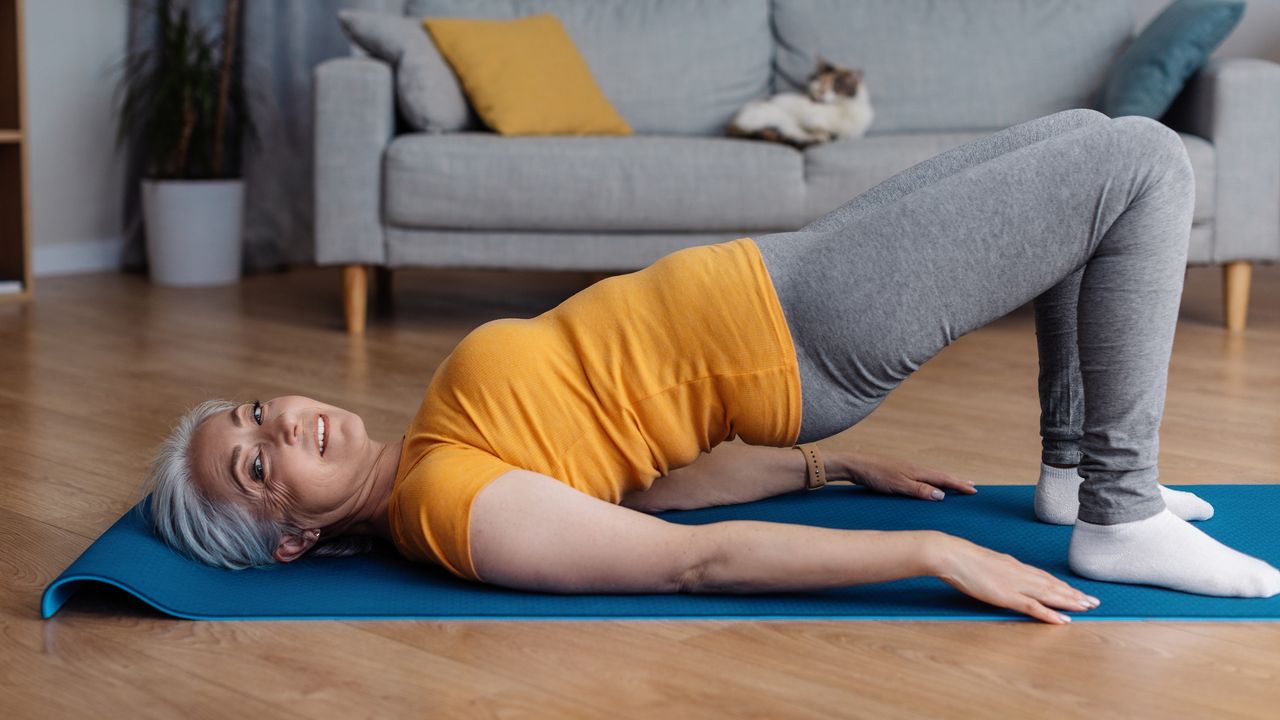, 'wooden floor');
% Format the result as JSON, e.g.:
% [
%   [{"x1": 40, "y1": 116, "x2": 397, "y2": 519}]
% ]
[{"x1": 2, "y1": 259, "x2": 1279, "y2": 718}]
